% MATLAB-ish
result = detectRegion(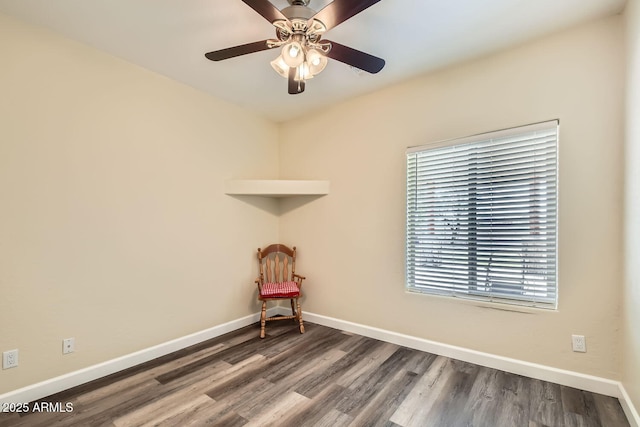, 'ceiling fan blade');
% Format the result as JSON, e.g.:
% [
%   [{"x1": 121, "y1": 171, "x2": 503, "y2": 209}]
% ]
[
  {"x1": 311, "y1": 0, "x2": 382, "y2": 31},
  {"x1": 325, "y1": 40, "x2": 385, "y2": 74},
  {"x1": 288, "y1": 67, "x2": 305, "y2": 95},
  {"x1": 205, "y1": 40, "x2": 274, "y2": 61},
  {"x1": 242, "y1": 0, "x2": 288, "y2": 23}
]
